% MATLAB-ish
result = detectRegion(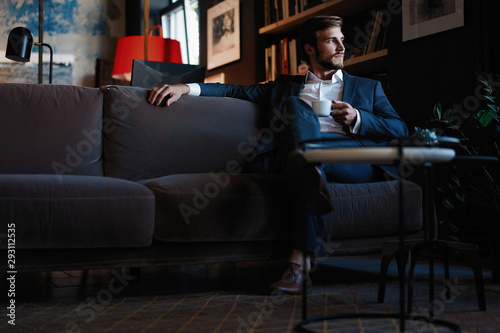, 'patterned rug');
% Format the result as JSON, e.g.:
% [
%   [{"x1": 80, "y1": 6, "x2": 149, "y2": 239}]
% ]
[{"x1": 2, "y1": 258, "x2": 500, "y2": 332}]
